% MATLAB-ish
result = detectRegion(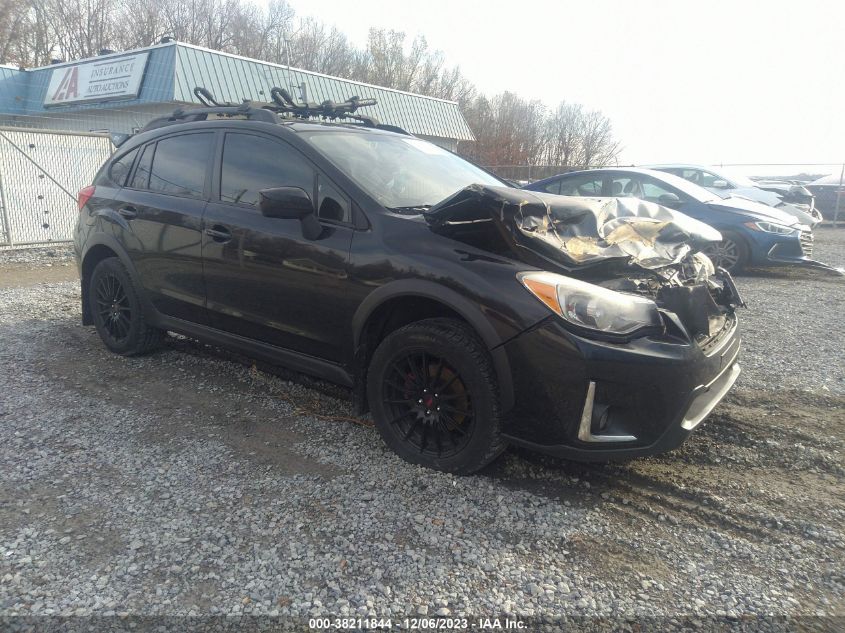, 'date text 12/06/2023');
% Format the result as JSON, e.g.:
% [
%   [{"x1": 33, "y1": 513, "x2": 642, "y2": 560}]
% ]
[{"x1": 308, "y1": 617, "x2": 527, "y2": 630}]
